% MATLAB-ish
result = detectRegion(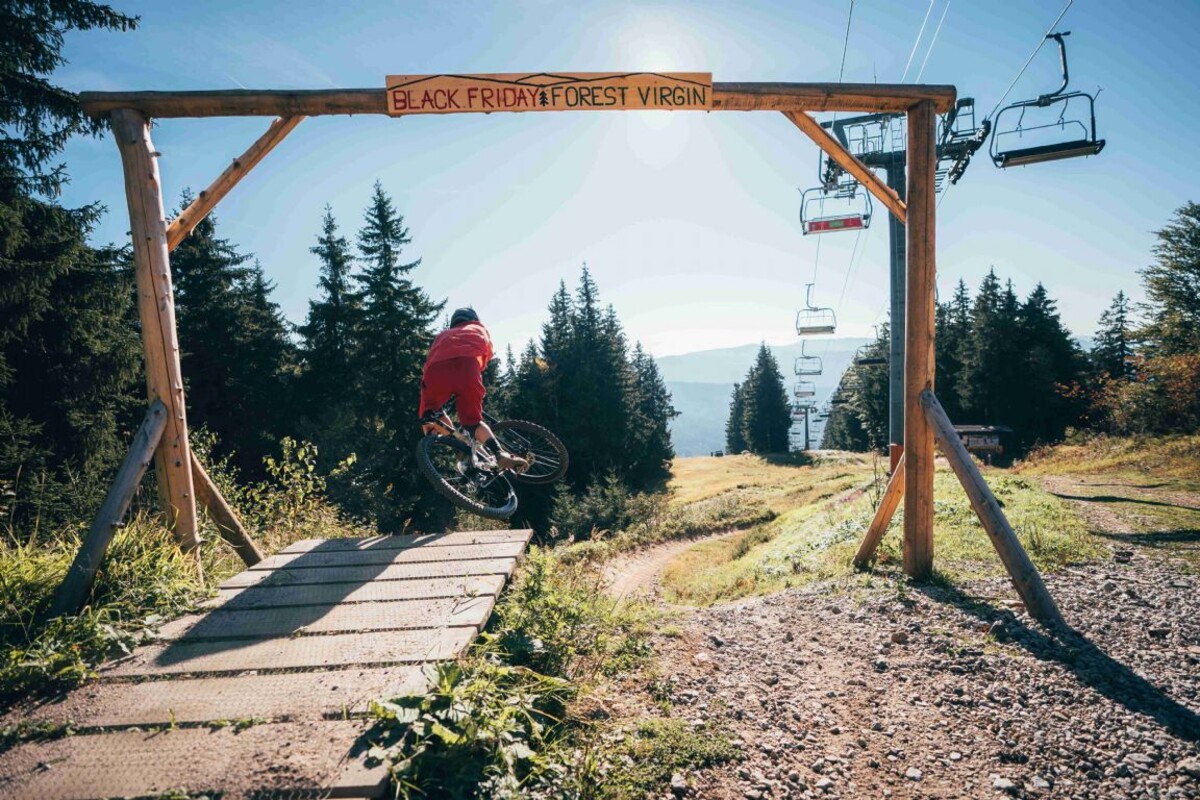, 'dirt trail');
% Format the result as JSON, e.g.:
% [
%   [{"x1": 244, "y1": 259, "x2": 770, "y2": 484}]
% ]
[
  {"x1": 605, "y1": 531, "x2": 737, "y2": 600},
  {"x1": 610, "y1": 475, "x2": 1200, "y2": 799}
]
